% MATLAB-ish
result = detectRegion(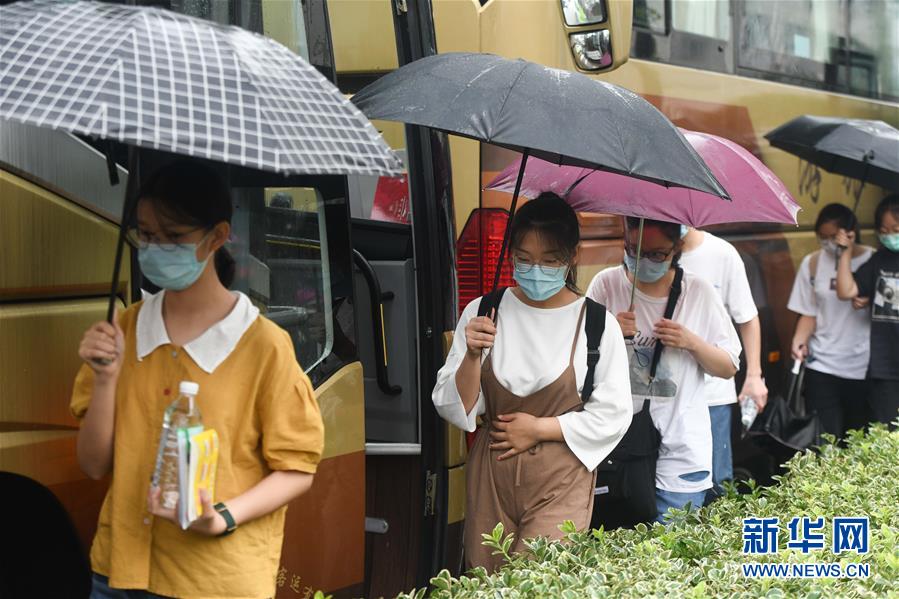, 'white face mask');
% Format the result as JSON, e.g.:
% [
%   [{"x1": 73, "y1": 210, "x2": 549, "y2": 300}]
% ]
[{"x1": 819, "y1": 239, "x2": 839, "y2": 255}]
